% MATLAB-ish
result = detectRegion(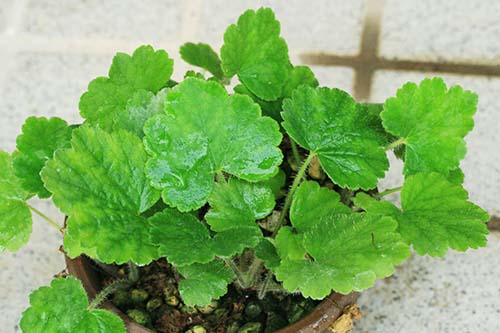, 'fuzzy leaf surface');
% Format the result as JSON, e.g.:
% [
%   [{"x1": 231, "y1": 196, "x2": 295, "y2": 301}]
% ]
[
  {"x1": 221, "y1": 8, "x2": 290, "y2": 101},
  {"x1": 150, "y1": 209, "x2": 262, "y2": 266},
  {"x1": 144, "y1": 78, "x2": 282, "y2": 211},
  {"x1": 180, "y1": 42, "x2": 224, "y2": 80},
  {"x1": 400, "y1": 172, "x2": 489, "y2": 256},
  {"x1": 275, "y1": 214, "x2": 410, "y2": 298},
  {"x1": 41, "y1": 126, "x2": 160, "y2": 264},
  {"x1": 381, "y1": 77, "x2": 477, "y2": 175},
  {"x1": 206, "y1": 178, "x2": 275, "y2": 231},
  {"x1": 282, "y1": 86, "x2": 389, "y2": 189},
  {"x1": 0, "y1": 151, "x2": 32, "y2": 252},
  {"x1": 178, "y1": 261, "x2": 233, "y2": 306},
  {"x1": 13, "y1": 117, "x2": 73, "y2": 198},
  {"x1": 20, "y1": 277, "x2": 125, "y2": 333},
  {"x1": 80, "y1": 45, "x2": 173, "y2": 130}
]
